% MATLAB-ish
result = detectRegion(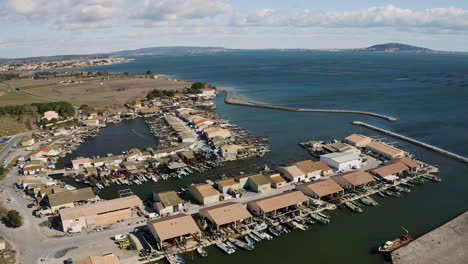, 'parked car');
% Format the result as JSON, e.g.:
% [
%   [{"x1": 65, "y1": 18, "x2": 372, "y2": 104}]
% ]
[{"x1": 64, "y1": 258, "x2": 73, "y2": 264}]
